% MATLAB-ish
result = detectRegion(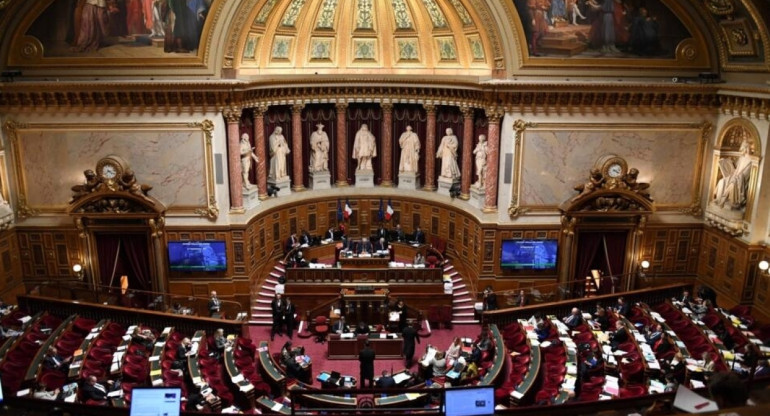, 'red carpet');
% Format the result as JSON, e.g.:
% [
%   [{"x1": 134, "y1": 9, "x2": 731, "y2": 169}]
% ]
[{"x1": 248, "y1": 324, "x2": 482, "y2": 384}]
